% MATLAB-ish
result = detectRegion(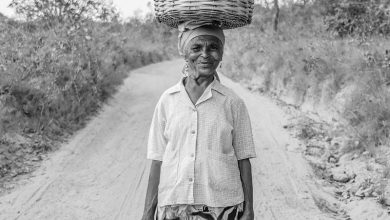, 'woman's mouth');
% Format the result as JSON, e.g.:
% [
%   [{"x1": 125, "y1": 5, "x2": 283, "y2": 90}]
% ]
[{"x1": 198, "y1": 62, "x2": 213, "y2": 67}]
